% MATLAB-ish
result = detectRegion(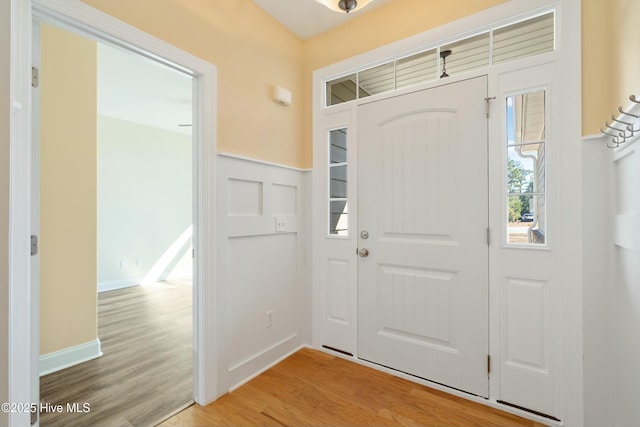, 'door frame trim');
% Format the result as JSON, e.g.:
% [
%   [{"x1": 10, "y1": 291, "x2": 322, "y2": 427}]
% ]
[
  {"x1": 312, "y1": 0, "x2": 582, "y2": 425},
  {"x1": 8, "y1": 1, "x2": 218, "y2": 424}
]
